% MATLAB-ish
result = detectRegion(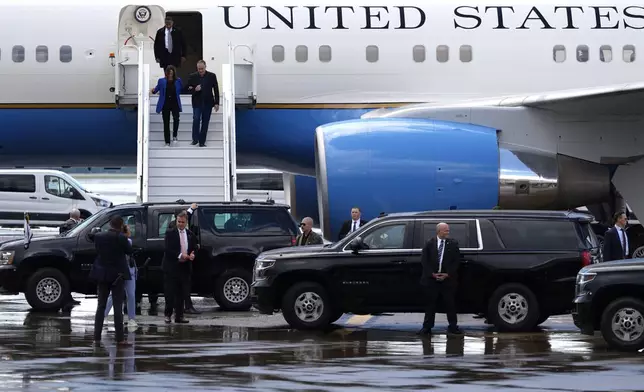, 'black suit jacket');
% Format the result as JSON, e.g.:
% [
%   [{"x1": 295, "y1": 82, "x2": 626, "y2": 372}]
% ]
[
  {"x1": 187, "y1": 71, "x2": 220, "y2": 108},
  {"x1": 89, "y1": 229, "x2": 133, "y2": 283},
  {"x1": 420, "y1": 237, "x2": 461, "y2": 286},
  {"x1": 603, "y1": 227, "x2": 629, "y2": 261},
  {"x1": 163, "y1": 228, "x2": 198, "y2": 273},
  {"x1": 338, "y1": 219, "x2": 368, "y2": 240},
  {"x1": 153, "y1": 27, "x2": 187, "y2": 68}
]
